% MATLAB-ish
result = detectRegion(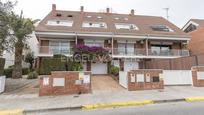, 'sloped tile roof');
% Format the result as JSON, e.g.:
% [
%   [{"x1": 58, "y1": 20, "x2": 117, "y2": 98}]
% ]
[{"x1": 35, "y1": 10, "x2": 188, "y2": 38}]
